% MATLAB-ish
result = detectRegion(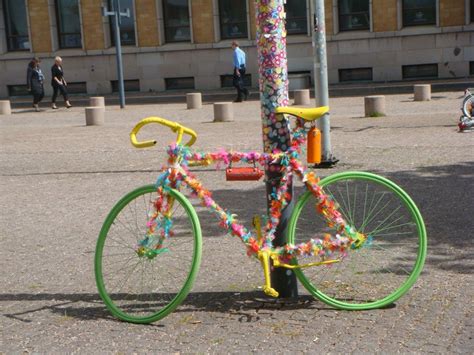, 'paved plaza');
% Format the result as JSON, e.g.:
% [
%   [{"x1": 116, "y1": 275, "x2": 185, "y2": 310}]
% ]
[{"x1": 1, "y1": 91, "x2": 473, "y2": 353}]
